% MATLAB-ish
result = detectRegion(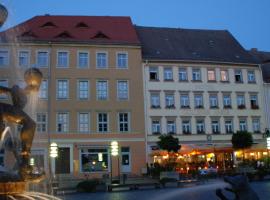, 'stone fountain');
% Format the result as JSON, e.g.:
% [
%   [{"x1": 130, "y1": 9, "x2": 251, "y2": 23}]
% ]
[{"x1": 0, "y1": 4, "x2": 61, "y2": 200}]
